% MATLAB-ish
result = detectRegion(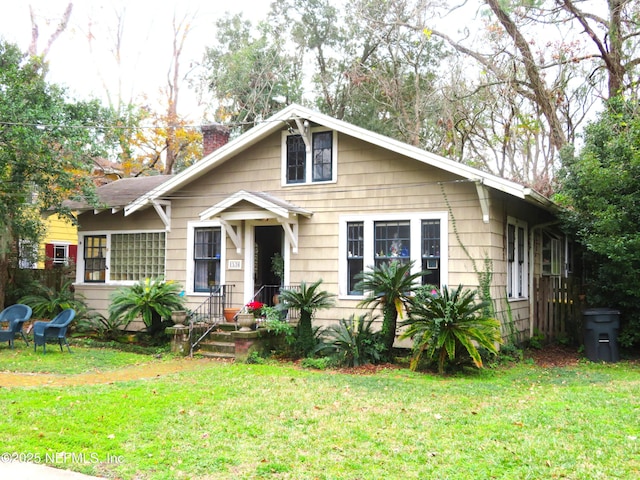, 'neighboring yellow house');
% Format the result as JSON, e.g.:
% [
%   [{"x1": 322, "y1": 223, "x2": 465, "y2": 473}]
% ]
[{"x1": 37, "y1": 213, "x2": 78, "y2": 269}]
